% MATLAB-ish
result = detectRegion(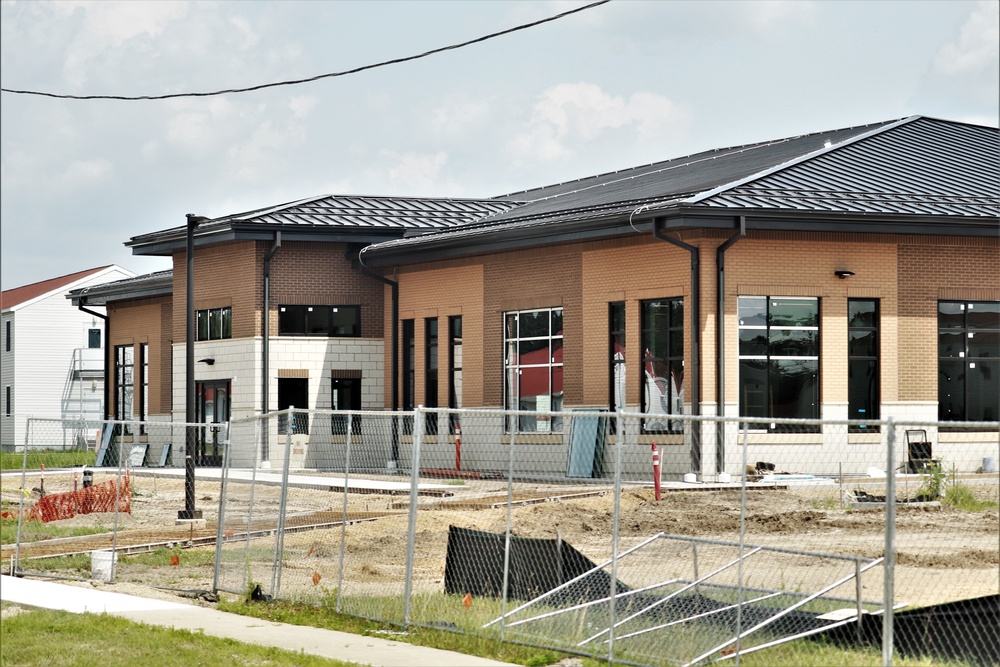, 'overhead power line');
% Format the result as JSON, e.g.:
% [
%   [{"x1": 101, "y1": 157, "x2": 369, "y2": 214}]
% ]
[{"x1": 1, "y1": 0, "x2": 610, "y2": 101}]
